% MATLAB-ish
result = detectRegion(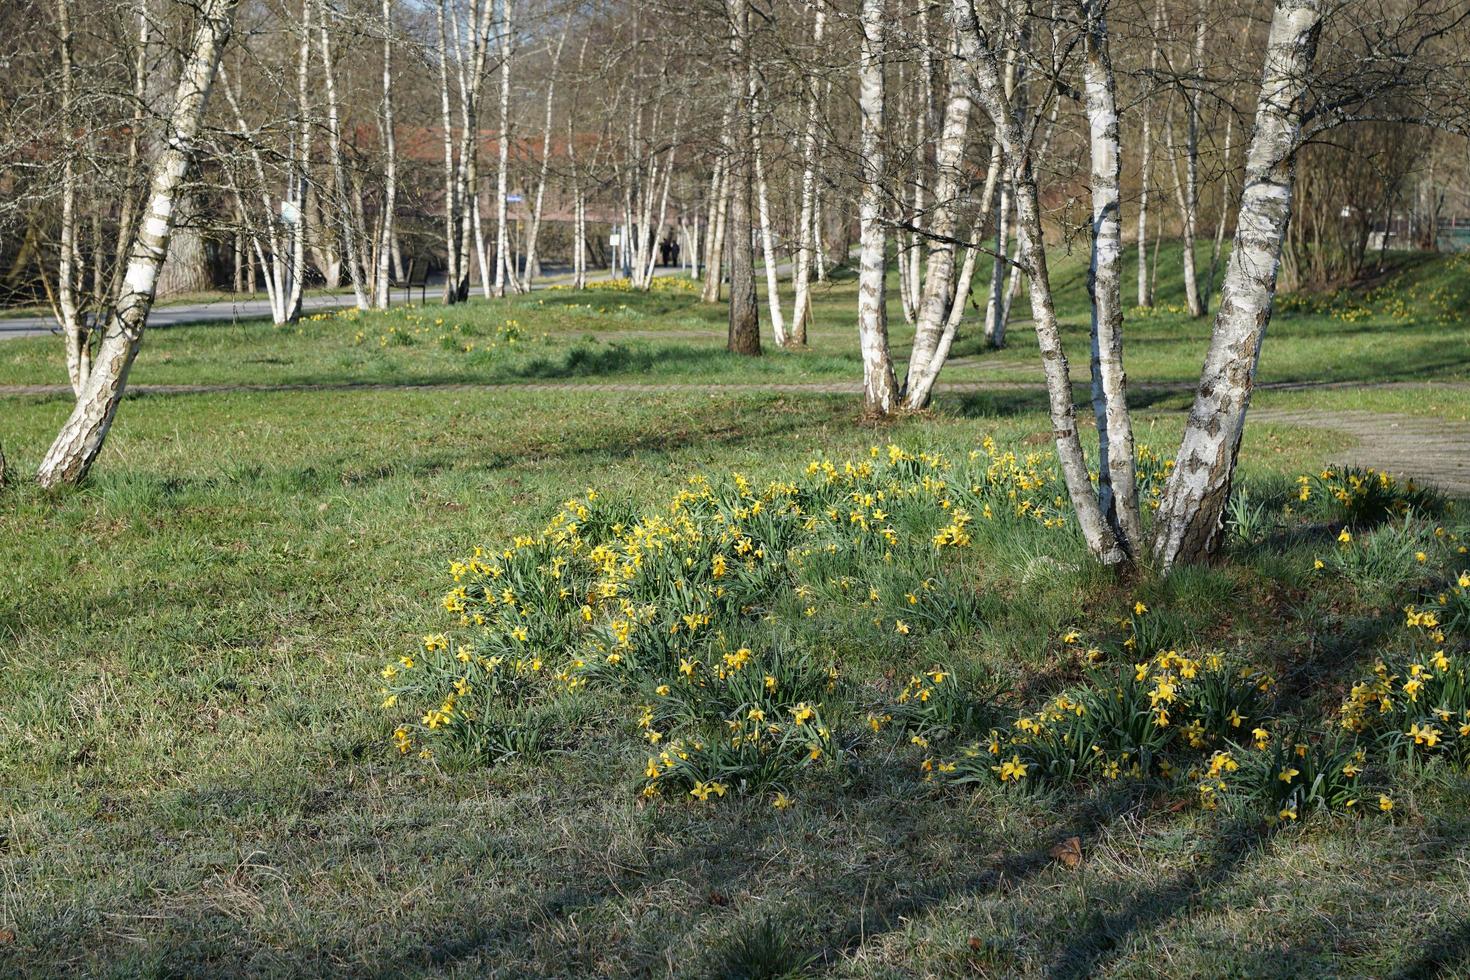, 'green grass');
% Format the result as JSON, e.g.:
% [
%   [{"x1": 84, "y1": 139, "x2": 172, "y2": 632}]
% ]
[
  {"x1": 2, "y1": 249, "x2": 1469, "y2": 976},
  {"x1": 3, "y1": 247, "x2": 1468, "y2": 392}
]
